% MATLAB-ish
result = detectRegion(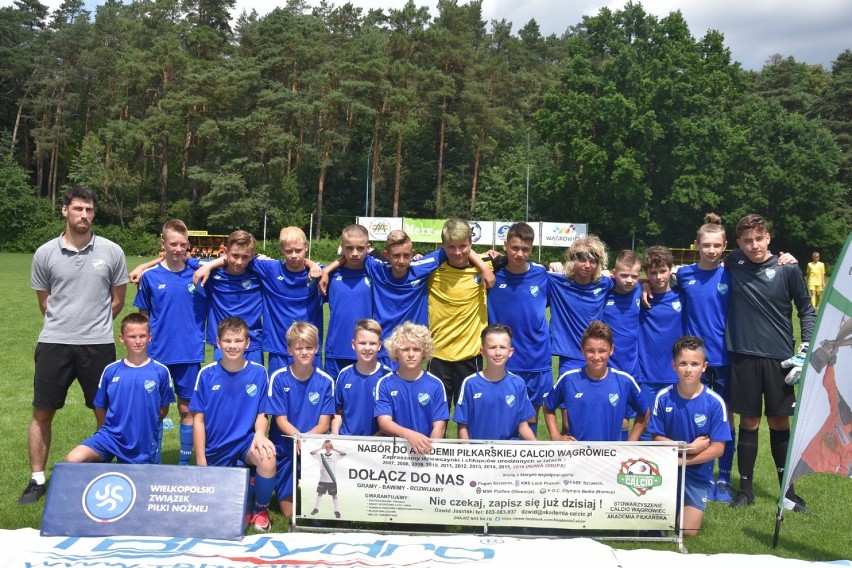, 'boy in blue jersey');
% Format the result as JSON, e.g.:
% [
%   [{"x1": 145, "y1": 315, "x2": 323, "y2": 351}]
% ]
[
  {"x1": 648, "y1": 336, "x2": 731, "y2": 537},
  {"x1": 543, "y1": 321, "x2": 648, "y2": 441},
  {"x1": 675, "y1": 214, "x2": 736, "y2": 501},
  {"x1": 638, "y1": 246, "x2": 684, "y2": 414},
  {"x1": 134, "y1": 219, "x2": 207, "y2": 465},
  {"x1": 332, "y1": 319, "x2": 390, "y2": 436},
  {"x1": 375, "y1": 322, "x2": 449, "y2": 454},
  {"x1": 486, "y1": 222, "x2": 551, "y2": 435},
  {"x1": 454, "y1": 324, "x2": 537, "y2": 441},
  {"x1": 602, "y1": 251, "x2": 643, "y2": 441},
  {"x1": 195, "y1": 227, "x2": 323, "y2": 372},
  {"x1": 190, "y1": 317, "x2": 277, "y2": 532},
  {"x1": 262, "y1": 322, "x2": 335, "y2": 518},
  {"x1": 324, "y1": 225, "x2": 373, "y2": 378},
  {"x1": 130, "y1": 230, "x2": 265, "y2": 365},
  {"x1": 547, "y1": 236, "x2": 614, "y2": 375},
  {"x1": 67, "y1": 313, "x2": 174, "y2": 465}
]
